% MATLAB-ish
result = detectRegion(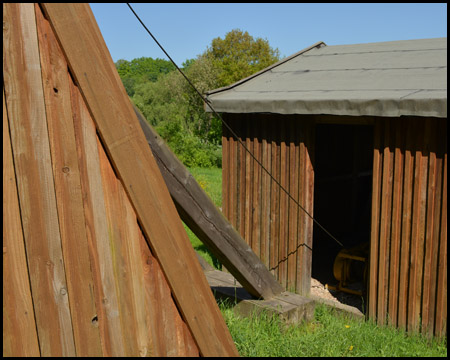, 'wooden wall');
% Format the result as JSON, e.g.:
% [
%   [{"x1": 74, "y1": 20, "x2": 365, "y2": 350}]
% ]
[
  {"x1": 3, "y1": 3, "x2": 237, "y2": 357},
  {"x1": 223, "y1": 113, "x2": 447, "y2": 338},
  {"x1": 369, "y1": 116, "x2": 447, "y2": 338},
  {"x1": 222, "y1": 113, "x2": 315, "y2": 295}
]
